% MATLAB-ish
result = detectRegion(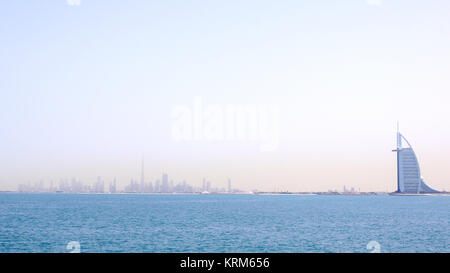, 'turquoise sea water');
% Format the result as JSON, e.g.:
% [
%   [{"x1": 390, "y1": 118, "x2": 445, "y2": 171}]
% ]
[{"x1": 0, "y1": 193, "x2": 448, "y2": 253}]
